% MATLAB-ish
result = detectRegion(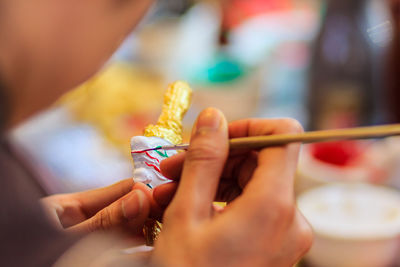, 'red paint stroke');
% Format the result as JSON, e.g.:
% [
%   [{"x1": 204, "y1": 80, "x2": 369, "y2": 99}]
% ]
[
  {"x1": 145, "y1": 151, "x2": 160, "y2": 163},
  {"x1": 131, "y1": 150, "x2": 160, "y2": 163},
  {"x1": 132, "y1": 150, "x2": 147, "y2": 154},
  {"x1": 132, "y1": 148, "x2": 162, "y2": 173},
  {"x1": 145, "y1": 162, "x2": 161, "y2": 173}
]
